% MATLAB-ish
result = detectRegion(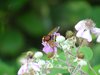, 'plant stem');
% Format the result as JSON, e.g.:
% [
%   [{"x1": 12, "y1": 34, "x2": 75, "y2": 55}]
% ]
[{"x1": 88, "y1": 63, "x2": 97, "y2": 75}]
